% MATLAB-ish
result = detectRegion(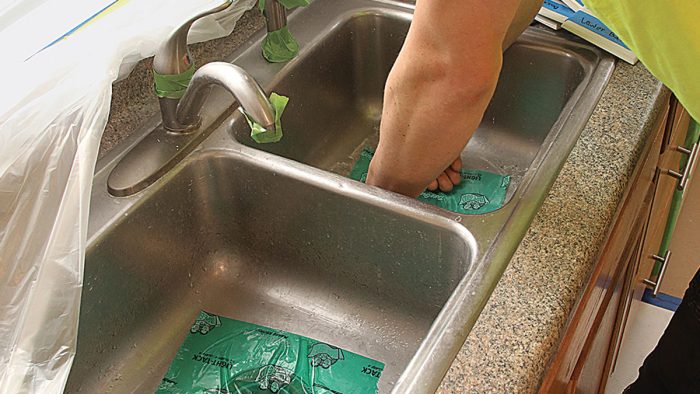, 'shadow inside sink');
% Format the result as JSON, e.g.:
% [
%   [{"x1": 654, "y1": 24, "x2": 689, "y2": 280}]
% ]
[
  {"x1": 232, "y1": 11, "x2": 588, "y2": 201},
  {"x1": 66, "y1": 152, "x2": 474, "y2": 393}
]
